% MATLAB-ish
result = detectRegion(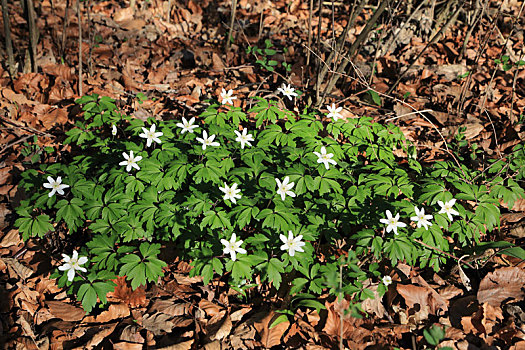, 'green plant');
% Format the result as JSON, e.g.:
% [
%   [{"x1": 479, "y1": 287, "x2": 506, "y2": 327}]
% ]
[
  {"x1": 246, "y1": 39, "x2": 291, "y2": 72},
  {"x1": 423, "y1": 325, "x2": 452, "y2": 349},
  {"x1": 15, "y1": 91, "x2": 524, "y2": 314},
  {"x1": 494, "y1": 55, "x2": 525, "y2": 72}
]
